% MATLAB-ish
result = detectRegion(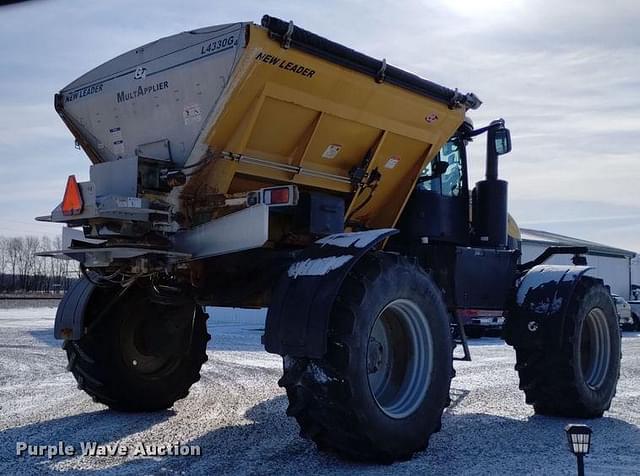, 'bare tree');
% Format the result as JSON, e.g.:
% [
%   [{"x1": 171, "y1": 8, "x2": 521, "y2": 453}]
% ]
[
  {"x1": 0, "y1": 237, "x2": 6, "y2": 276},
  {"x1": 6, "y1": 237, "x2": 22, "y2": 290},
  {"x1": 0, "y1": 234, "x2": 78, "y2": 293}
]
